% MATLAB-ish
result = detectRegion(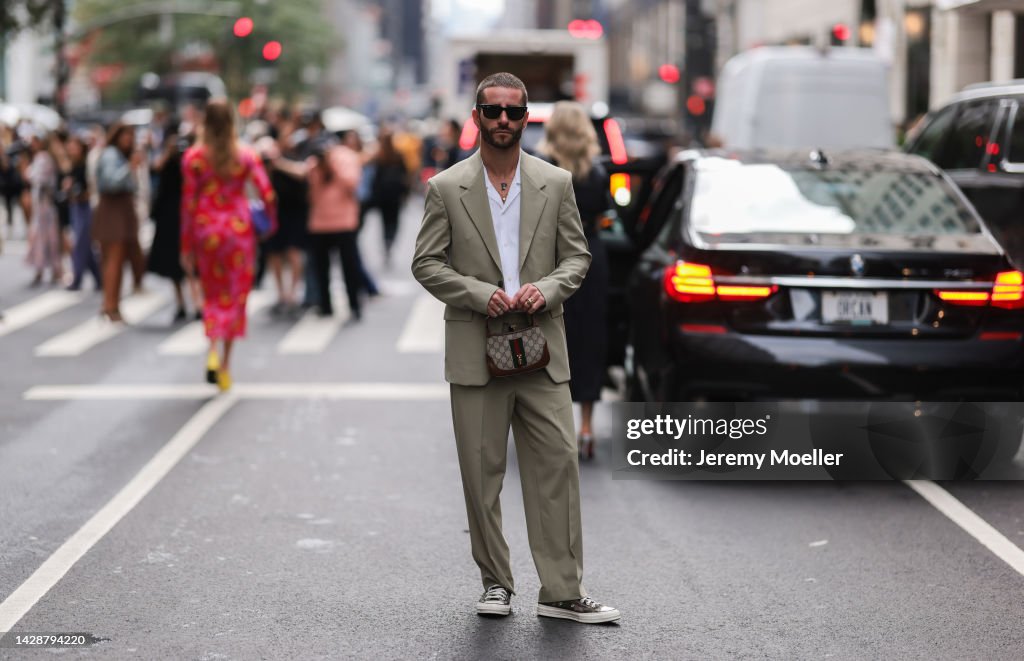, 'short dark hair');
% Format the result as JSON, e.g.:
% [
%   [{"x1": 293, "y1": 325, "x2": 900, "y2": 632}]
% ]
[{"x1": 475, "y1": 72, "x2": 528, "y2": 106}]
